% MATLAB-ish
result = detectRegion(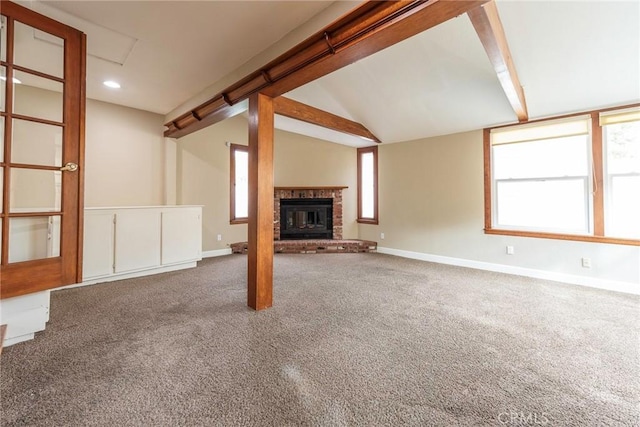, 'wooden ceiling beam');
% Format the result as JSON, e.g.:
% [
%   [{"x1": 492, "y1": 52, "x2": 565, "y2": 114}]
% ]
[
  {"x1": 165, "y1": 0, "x2": 490, "y2": 138},
  {"x1": 274, "y1": 96, "x2": 380, "y2": 143},
  {"x1": 468, "y1": 1, "x2": 528, "y2": 122},
  {"x1": 165, "y1": 99, "x2": 248, "y2": 139}
]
